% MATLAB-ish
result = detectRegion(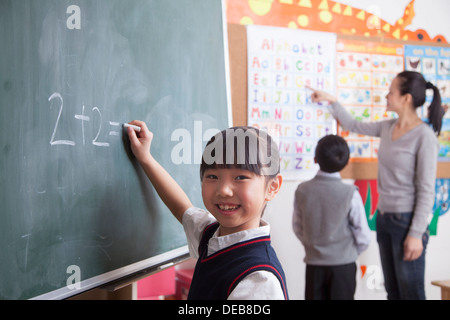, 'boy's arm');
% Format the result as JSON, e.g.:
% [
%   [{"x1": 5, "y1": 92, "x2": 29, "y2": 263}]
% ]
[
  {"x1": 292, "y1": 189, "x2": 304, "y2": 243},
  {"x1": 349, "y1": 190, "x2": 371, "y2": 254},
  {"x1": 126, "y1": 120, "x2": 192, "y2": 223}
]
